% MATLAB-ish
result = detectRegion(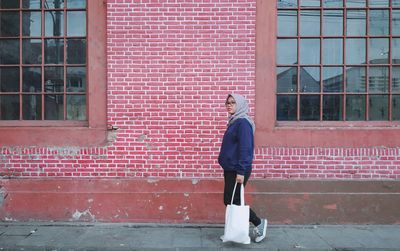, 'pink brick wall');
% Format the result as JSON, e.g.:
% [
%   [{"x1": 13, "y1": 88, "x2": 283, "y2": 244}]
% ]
[{"x1": 0, "y1": 0, "x2": 399, "y2": 180}]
